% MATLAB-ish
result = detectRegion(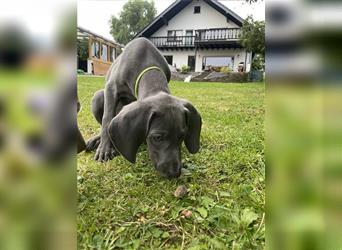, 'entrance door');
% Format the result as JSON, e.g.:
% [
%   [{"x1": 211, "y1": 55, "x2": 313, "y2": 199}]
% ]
[
  {"x1": 164, "y1": 55, "x2": 173, "y2": 65},
  {"x1": 188, "y1": 56, "x2": 195, "y2": 71}
]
